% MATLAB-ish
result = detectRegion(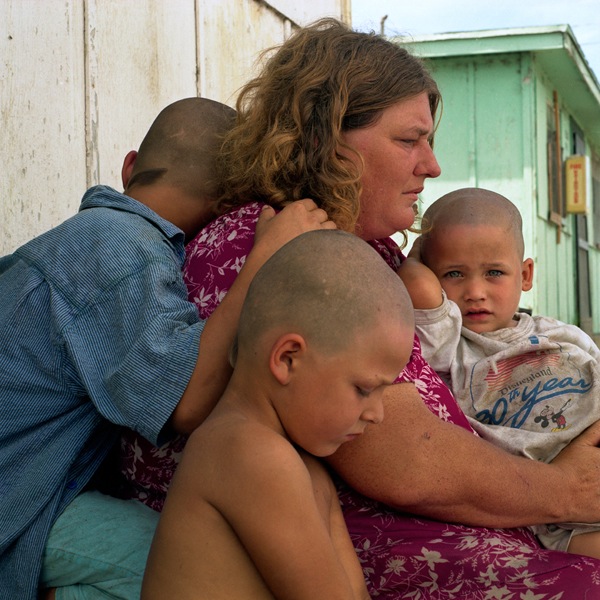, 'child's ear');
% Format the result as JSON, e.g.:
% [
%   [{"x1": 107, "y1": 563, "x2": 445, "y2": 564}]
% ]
[
  {"x1": 270, "y1": 334, "x2": 307, "y2": 385},
  {"x1": 521, "y1": 258, "x2": 534, "y2": 292},
  {"x1": 121, "y1": 150, "x2": 138, "y2": 189}
]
